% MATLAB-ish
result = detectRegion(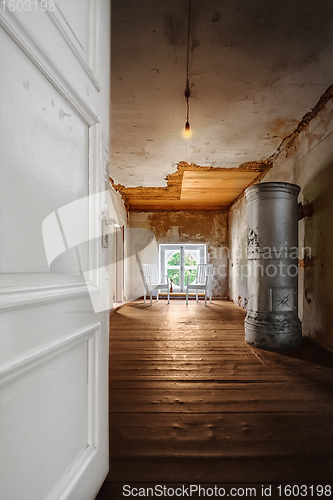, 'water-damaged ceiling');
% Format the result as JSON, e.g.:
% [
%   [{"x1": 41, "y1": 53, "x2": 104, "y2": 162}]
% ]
[{"x1": 110, "y1": 0, "x2": 333, "y2": 191}]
